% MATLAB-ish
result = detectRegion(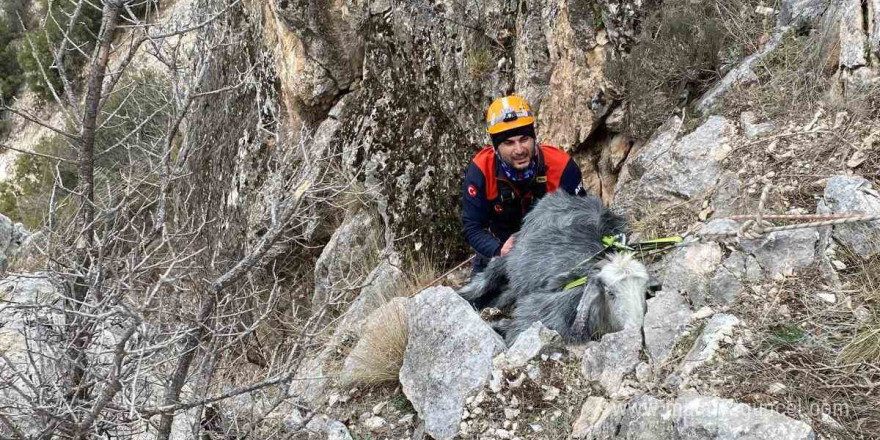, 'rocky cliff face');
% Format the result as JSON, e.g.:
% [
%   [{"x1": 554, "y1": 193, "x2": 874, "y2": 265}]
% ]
[{"x1": 233, "y1": 0, "x2": 648, "y2": 261}]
